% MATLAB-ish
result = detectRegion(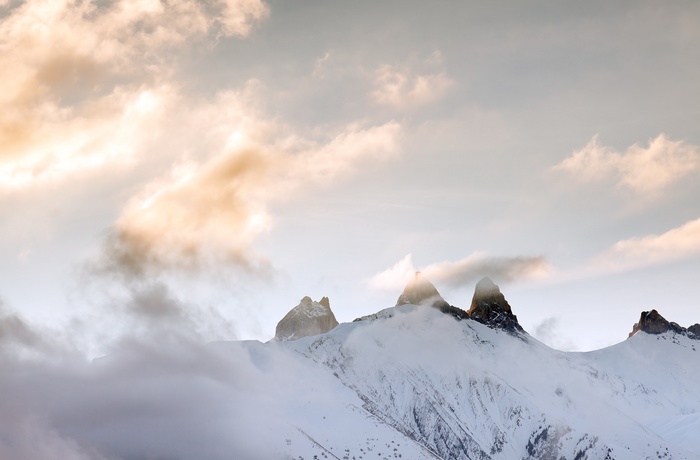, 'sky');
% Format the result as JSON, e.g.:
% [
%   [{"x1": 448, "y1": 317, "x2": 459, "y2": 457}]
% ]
[{"x1": 1, "y1": 0, "x2": 700, "y2": 359}]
